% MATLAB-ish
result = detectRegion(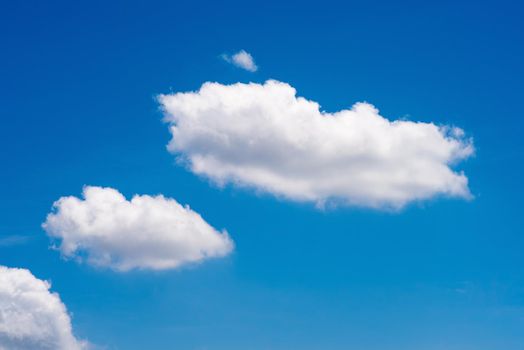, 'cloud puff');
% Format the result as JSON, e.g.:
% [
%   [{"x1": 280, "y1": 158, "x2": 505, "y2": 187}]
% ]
[
  {"x1": 0, "y1": 266, "x2": 86, "y2": 350},
  {"x1": 42, "y1": 186, "x2": 234, "y2": 271},
  {"x1": 159, "y1": 80, "x2": 474, "y2": 209},
  {"x1": 222, "y1": 50, "x2": 258, "y2": 72}
]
